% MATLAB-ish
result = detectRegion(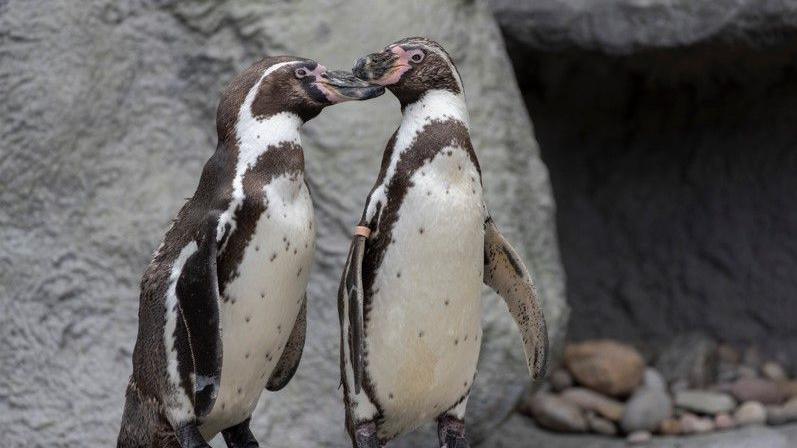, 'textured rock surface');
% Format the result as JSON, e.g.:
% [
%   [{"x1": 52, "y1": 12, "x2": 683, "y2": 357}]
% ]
[
  {"x1": 0, "y1": 0, "x2": 568, "y2": 447},
  {"x1": 495, "y1": 0, "x2": 797, "y2": 364},
  {"x1": 484, "y1": 415, "x2": 797, "y2": 448},
  {"x1": 489, "y1": 0, "x2": 797, "y2": 54}
]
